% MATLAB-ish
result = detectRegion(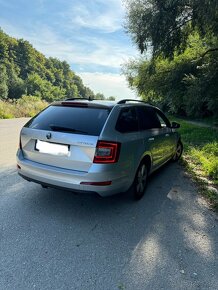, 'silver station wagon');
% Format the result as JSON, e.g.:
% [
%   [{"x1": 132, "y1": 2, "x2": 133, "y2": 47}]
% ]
[{"x1": 17, "y1": 99, "x2": 183, "y2": 200}]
